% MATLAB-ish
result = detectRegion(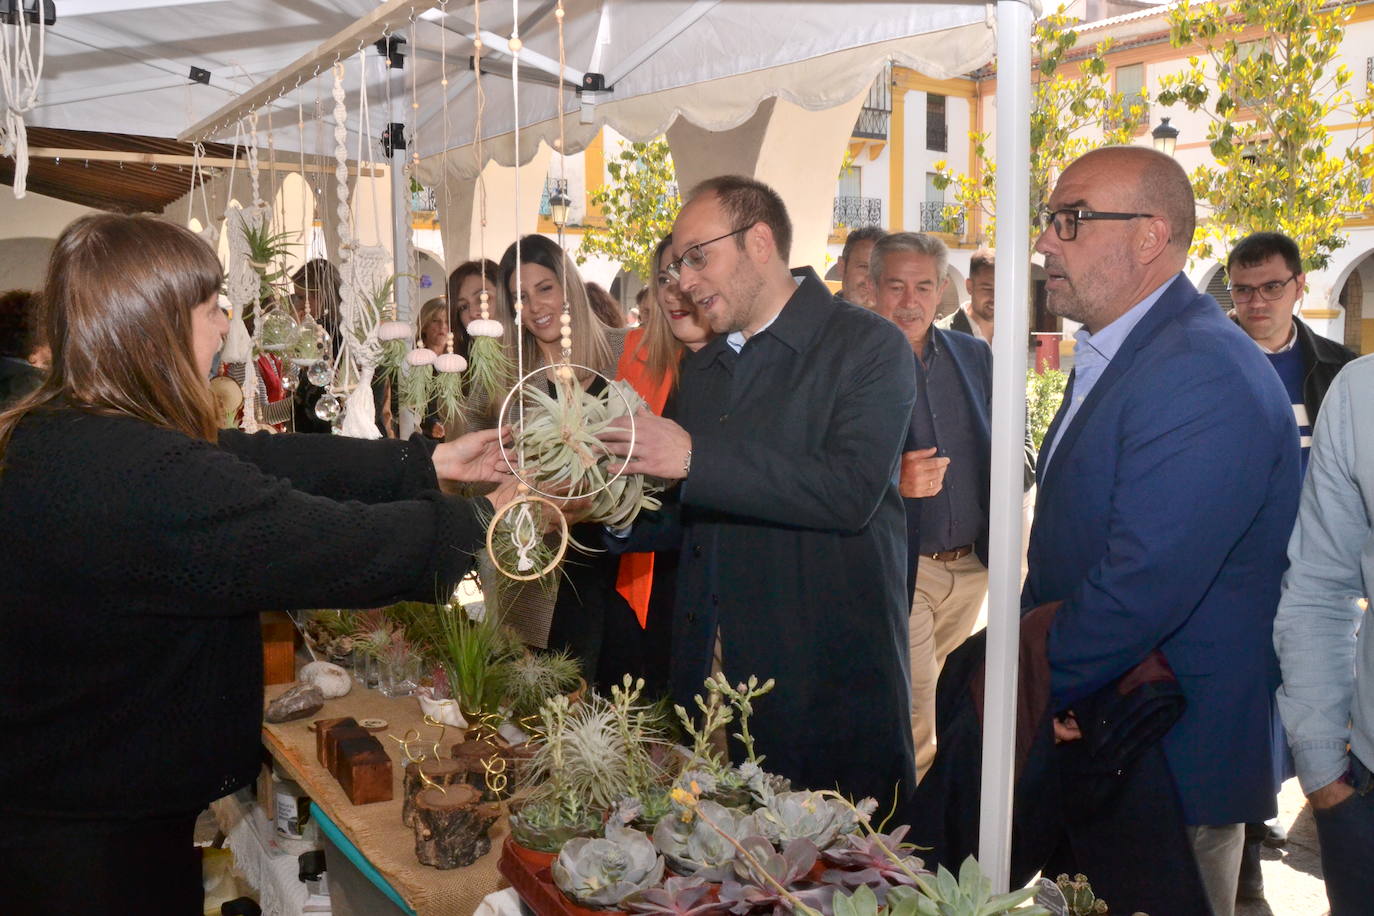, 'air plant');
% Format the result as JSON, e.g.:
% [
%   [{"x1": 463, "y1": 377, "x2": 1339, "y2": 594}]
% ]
[
  {"x1": 400, "y1": 349, "x2": 437, "y2": 415},
  {"x1": 240, "y1": 222, "x2": 297, "y2": 308},
  {"x1": 524, "y1": 692, "x2": 645, "y2": 815},
  {"x1": 465, "y1": 309, "x2": 512, "y2": 410},
  {"x1": 623, "y1": 876, "x2": 731, "y2": 916},
  {"x1": 508, "y1": 373, "x2": 662, "y2": 528},
  {"x1": 552, "y1": 821, "x2": 666, "y2": 909},
  {"x1": 351, "y1": 608, "x2": 397, "y2": 659},
  {"x1": 505, "y1": 649, "x2": 582, "y2": 720},
  {"x1": 431, "y1": 335, "x2": 469, "y2": 424},
  {"x1": 434, "y1": 600, "x2": 520, "y2": 718},
  {"x1": 375, "y1": 318, "x2": 413, "y2": 385}
]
